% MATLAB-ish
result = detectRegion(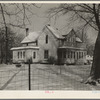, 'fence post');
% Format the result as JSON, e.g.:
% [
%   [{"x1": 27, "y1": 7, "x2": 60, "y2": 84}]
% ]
[
  {"x1": 60, "y1": 65, "x2": 61, "y2": 74},
  {"x1": 28, "y1": 60, "x2": 31, "y2": 90}
]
